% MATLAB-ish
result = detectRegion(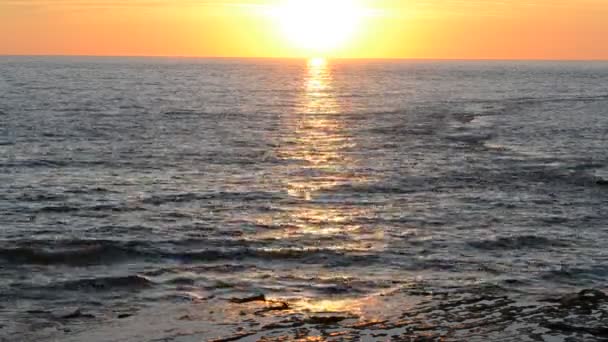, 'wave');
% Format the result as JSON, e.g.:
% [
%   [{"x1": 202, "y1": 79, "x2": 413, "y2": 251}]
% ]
[
  {"x1": 542, "y1": 265, "x2": 608, "y2": 284},
  {"x1": 365, "y1": 125, "x2": 435, "y2": 136},
  {"x1": 445, "y1": 132, "x2": 495, "y2": 146},
  {"x1": 453, "y1": 94, "x2": 608, "y2": 110},
  {"x1": 168, "y1": 247, "x2": 379, "y2": 266},
  {"x1": 64, "y1": 187, "x2": 115, "y2": 194},
  {"x1": 31, "y1": 204, "x2": 146, "y2": 215},
  {"x1": 0, "y1": 239, "x2": 379, "y2": 267},
  {"x1": 469, "y1": 235, "x2": 569, "y2": 250},
  {"x1": 163, "y1": 110, "x2": 199, "y2": 117},
  {"x1": 143, "y1": 264, "x2": 252, "y2": 277},
  {"x1": 1, "y1": 159, "x2": 111, "y2": 168},
  {"x1": 55, "y1": 275, "x2": 154, "y2": 291},
  {"x1": 0, "y1": 241, "x2": 149, "y2": 266},
  {"x1": 16, "y1": 193, "x2": 67, "y2": 202},
  {"x1": 326, "y1": 178, "x2": 433, "y2": 195},
  {"x1": 461, "y1": 160, "x2": 608, "y2": 190},
  {"x1": 511, "y1": 94, "x2": 608, "y2": 106},
  {"x1": 141, "y1": 191, "x2": 283, "y2": 205}
]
